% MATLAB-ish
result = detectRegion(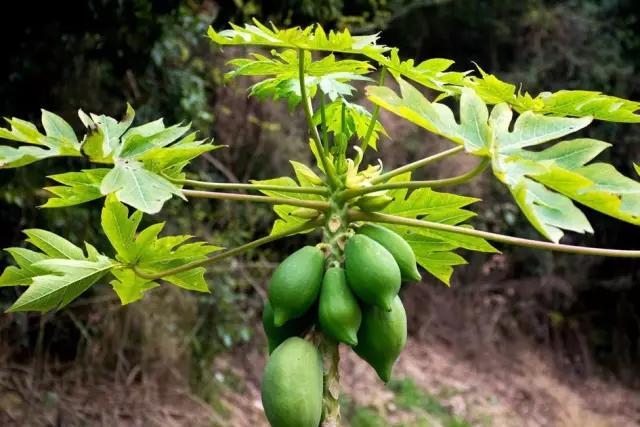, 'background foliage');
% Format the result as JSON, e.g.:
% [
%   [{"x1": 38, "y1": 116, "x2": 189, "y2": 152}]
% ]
[{"x1": 1, "y1": 0, "x2": 639, "y2": 413}]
